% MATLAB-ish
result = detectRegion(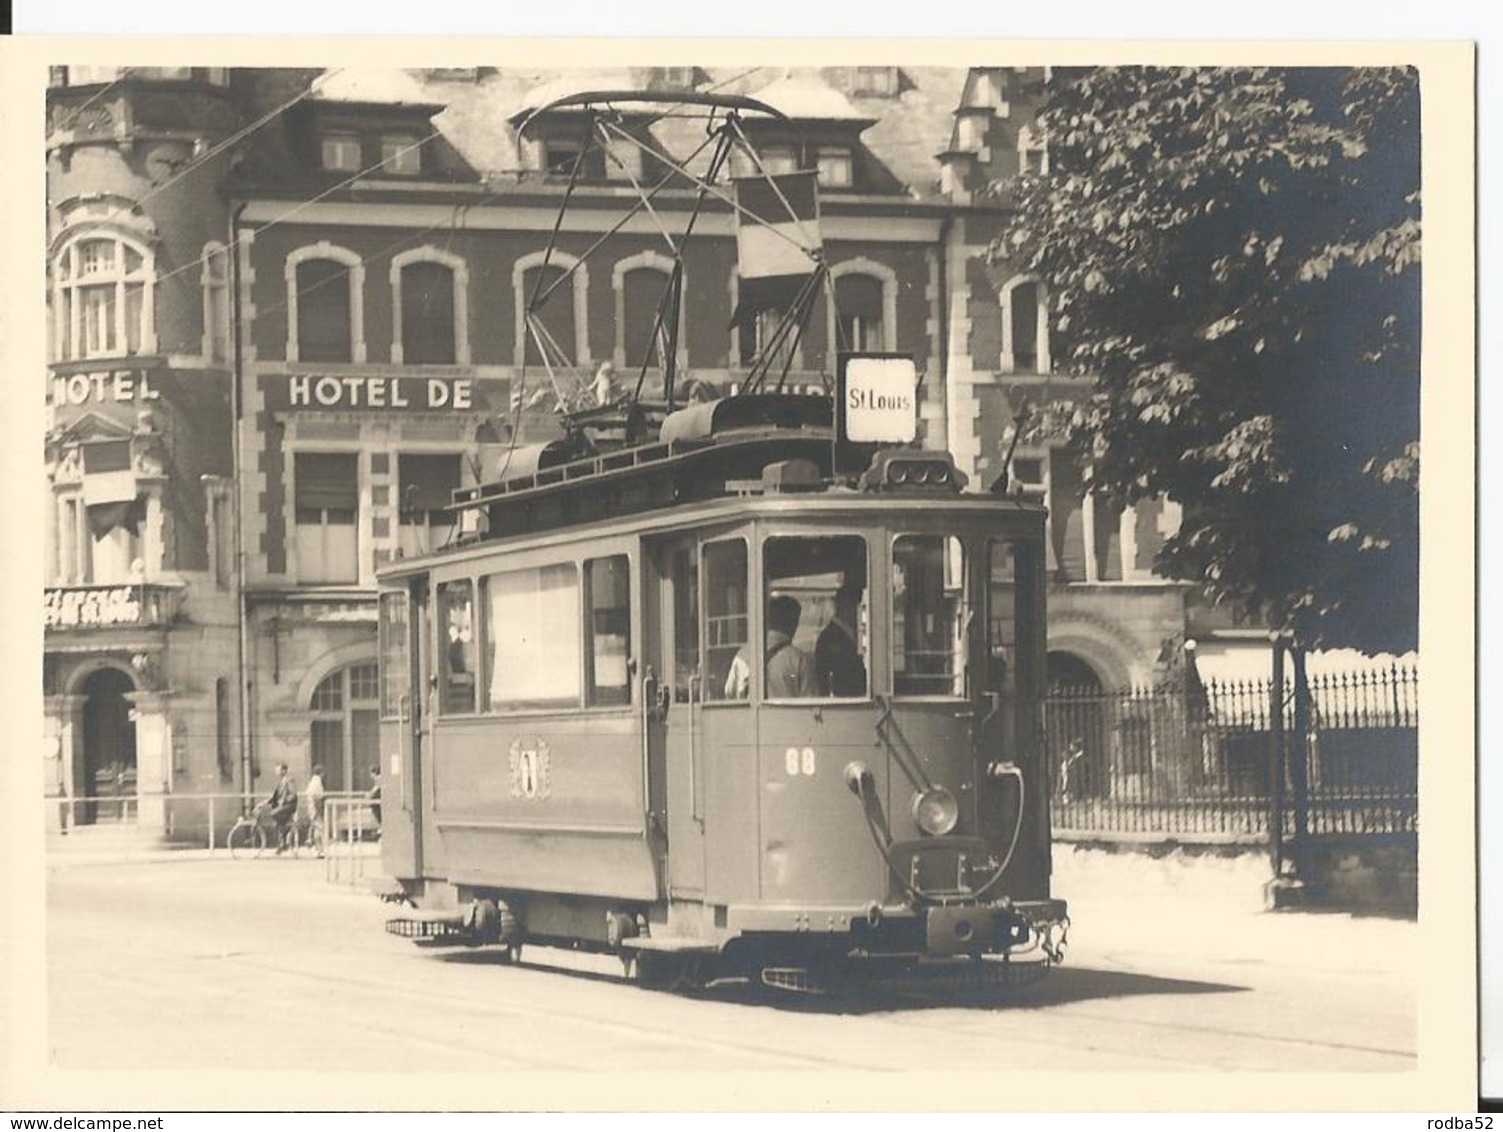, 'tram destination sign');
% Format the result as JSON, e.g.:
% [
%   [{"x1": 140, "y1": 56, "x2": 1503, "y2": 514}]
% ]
[{"x1": 837, "y1": 353, "x2": 919, "y2": 445}]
